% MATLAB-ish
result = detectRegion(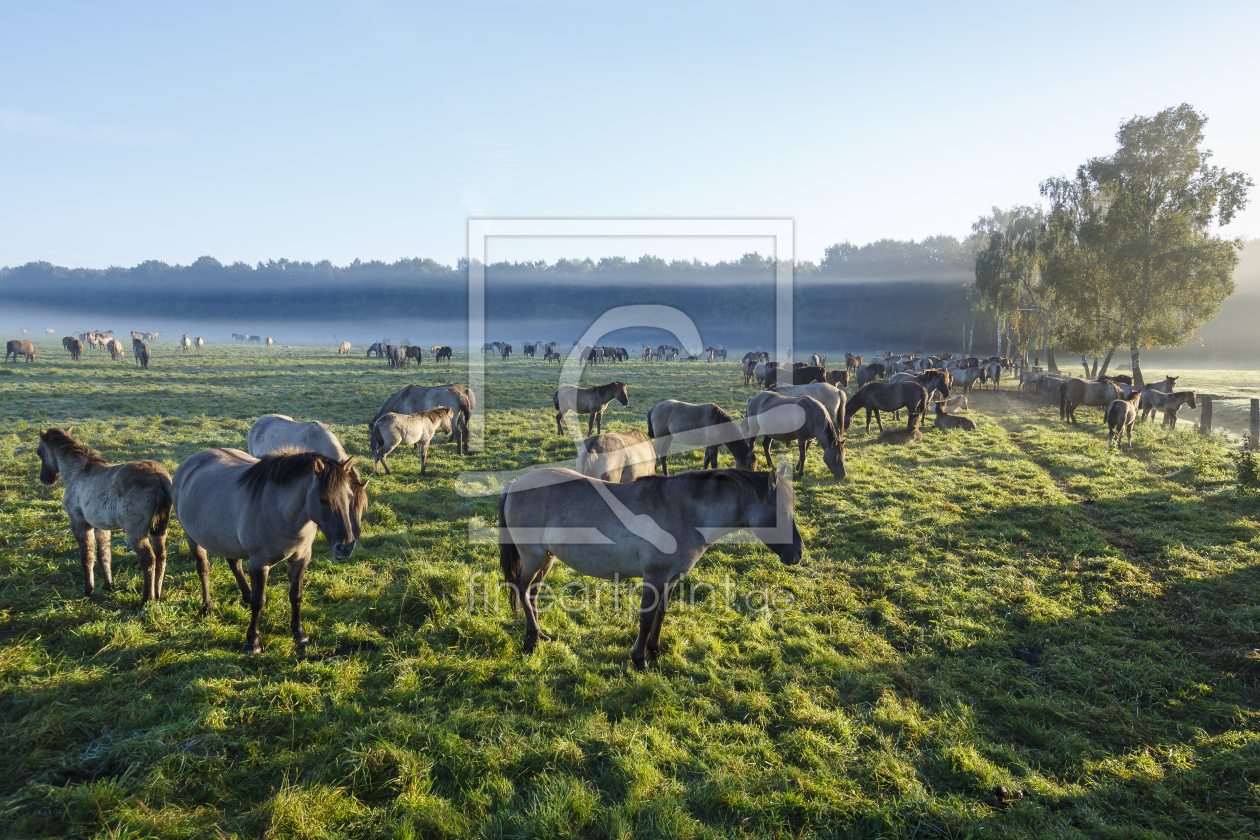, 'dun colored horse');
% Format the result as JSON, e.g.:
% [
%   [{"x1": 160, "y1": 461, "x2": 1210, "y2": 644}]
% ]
[
  {"x1": 37, "y1": 428, "x2": 172, "y2": 601},
  {"x1": 1059, "y1": 378, "x2": 1124, "y2": 424},
  {"x1": 499, "y1": 466, "x2": 802, "y2": 669},
  {"x1": 1106, "y1": 391, "x2": 1143, "y2": 447},
  {"x1": 646, "y1": 400, "x2": 757, "y2": 473},
  {"x1": 6, "y1": 339, "x2": 35, "y2": 362},
  {"x1": 745, "y1": 391, "x2": 847, "y2": 478},
  {"x1": 576, "y1": 430, "x2": 657, "y2": 482},
  {"x1": 932, "y1": 401, "x2": 976, "y2": 432},
  {"x1": 371, "y1": 407, "x2": 454, "y2": 475},
  {"x1": 370, "y1": 384, "x2": 474, "y2": 455},
  {"x1": 248, "y1": 414, "x2": 351, "y2": 461},
  {"x1": 554, "y1": 382, "x2": 629, "y2": 436}
]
